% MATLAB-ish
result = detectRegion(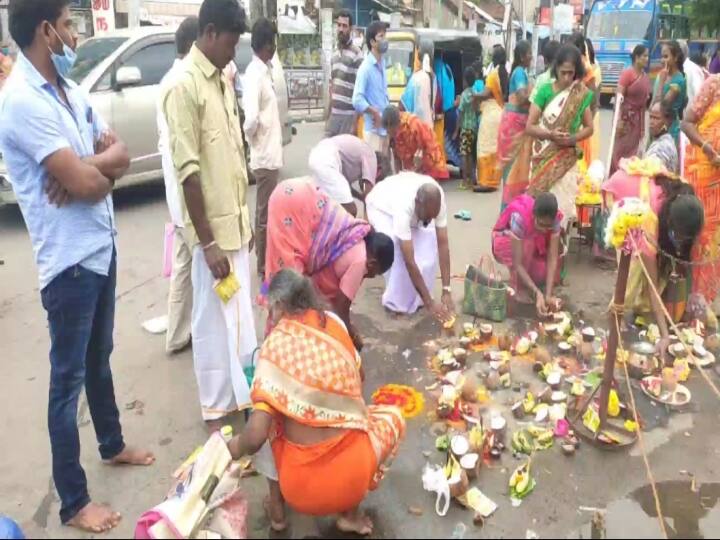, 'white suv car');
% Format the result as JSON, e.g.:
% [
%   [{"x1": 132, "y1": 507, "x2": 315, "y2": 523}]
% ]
[{"x1": 0, "y1": 27, "x2": 293, "y2": 206}]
